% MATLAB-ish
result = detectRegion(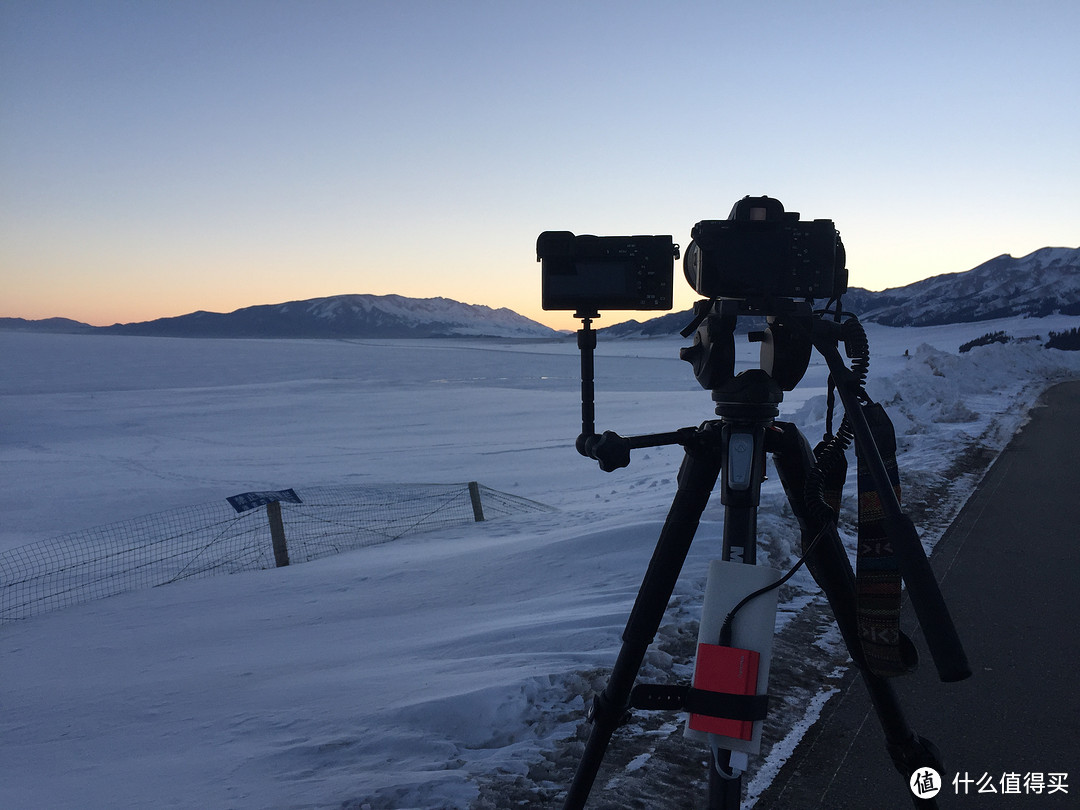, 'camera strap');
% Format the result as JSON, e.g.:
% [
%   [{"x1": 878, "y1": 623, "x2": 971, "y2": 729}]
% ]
[{"x1": 856, "y1": 402, "x2": 918, "y2": 677}]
